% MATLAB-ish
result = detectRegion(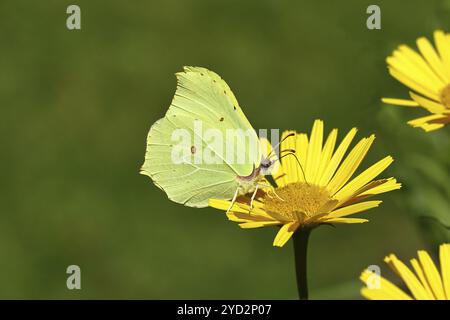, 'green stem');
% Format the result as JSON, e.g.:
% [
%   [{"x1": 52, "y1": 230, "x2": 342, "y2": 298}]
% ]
[{"x1": 293, "y1": 227, "x2": 311, "y2": 300}]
